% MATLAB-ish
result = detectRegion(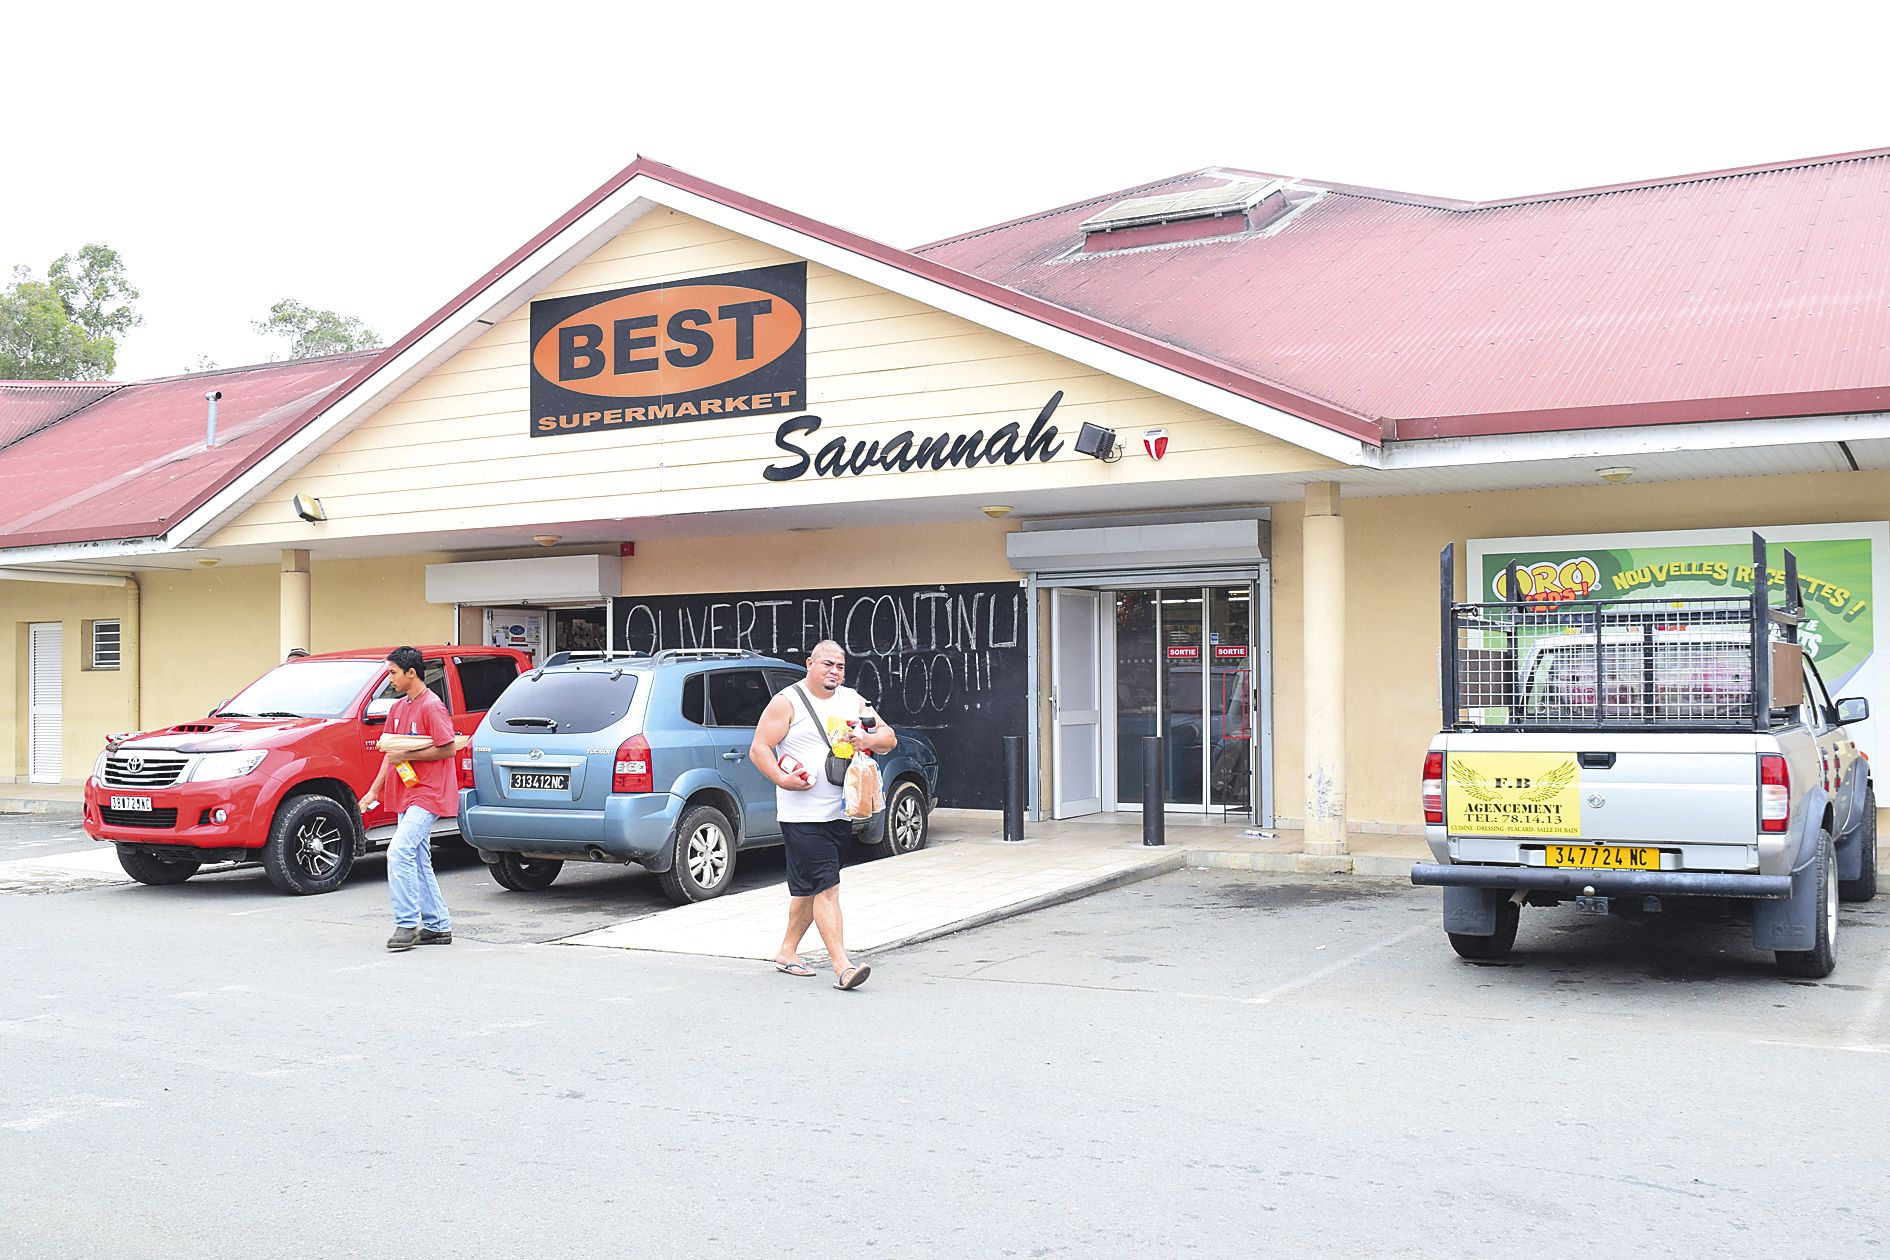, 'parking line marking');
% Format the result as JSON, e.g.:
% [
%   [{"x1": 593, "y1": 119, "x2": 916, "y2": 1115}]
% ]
[{"x1": 1243, "y1": 923, "x2": 1431, "y2": 1006}]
